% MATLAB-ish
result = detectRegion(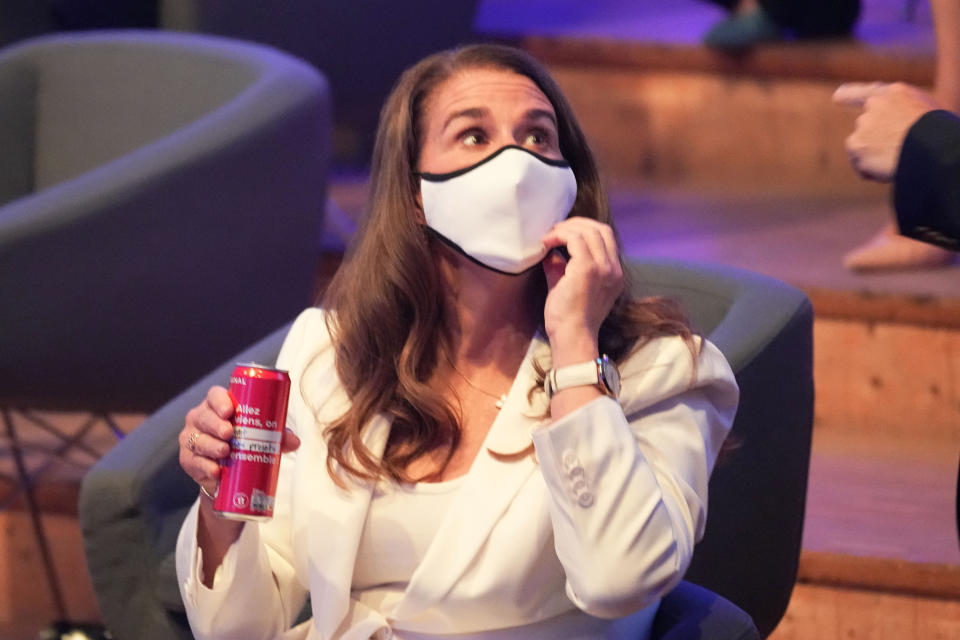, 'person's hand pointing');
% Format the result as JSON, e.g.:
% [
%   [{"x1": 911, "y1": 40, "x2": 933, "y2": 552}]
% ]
[{"x1": 834, "y1": 82, "x2": 941, "y2": 182}]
